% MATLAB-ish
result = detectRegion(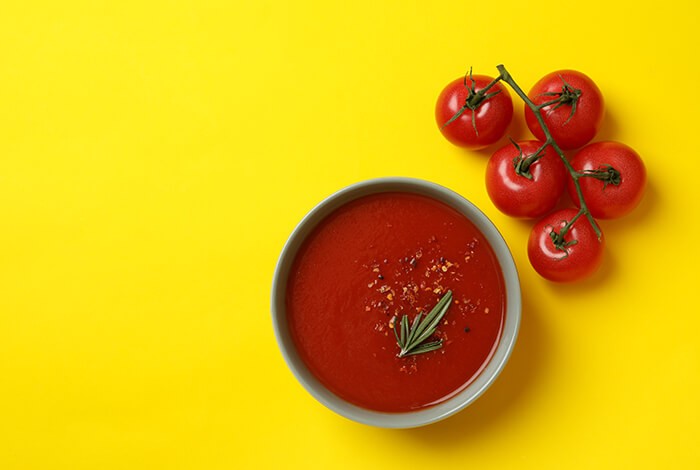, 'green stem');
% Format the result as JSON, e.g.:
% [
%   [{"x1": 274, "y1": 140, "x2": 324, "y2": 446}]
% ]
[
  {"x1": 536, "y1": 98, "x2": 563, "y2": 109},
  {"x1": 514, "y1": 141, "x2": 549, "y2": 178},
  {"x1": 580, "y1": 165, "x2": 621, "y2": 188},
  {"x1": 496, "y1": 64, "x2": 602, "y2": 241},
  {"x1": 470, "y1": 73, "x2": 504, "y2": 103},
  {"x1": 551, "y1": 208, "x2": 583, "y2": 249}
]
